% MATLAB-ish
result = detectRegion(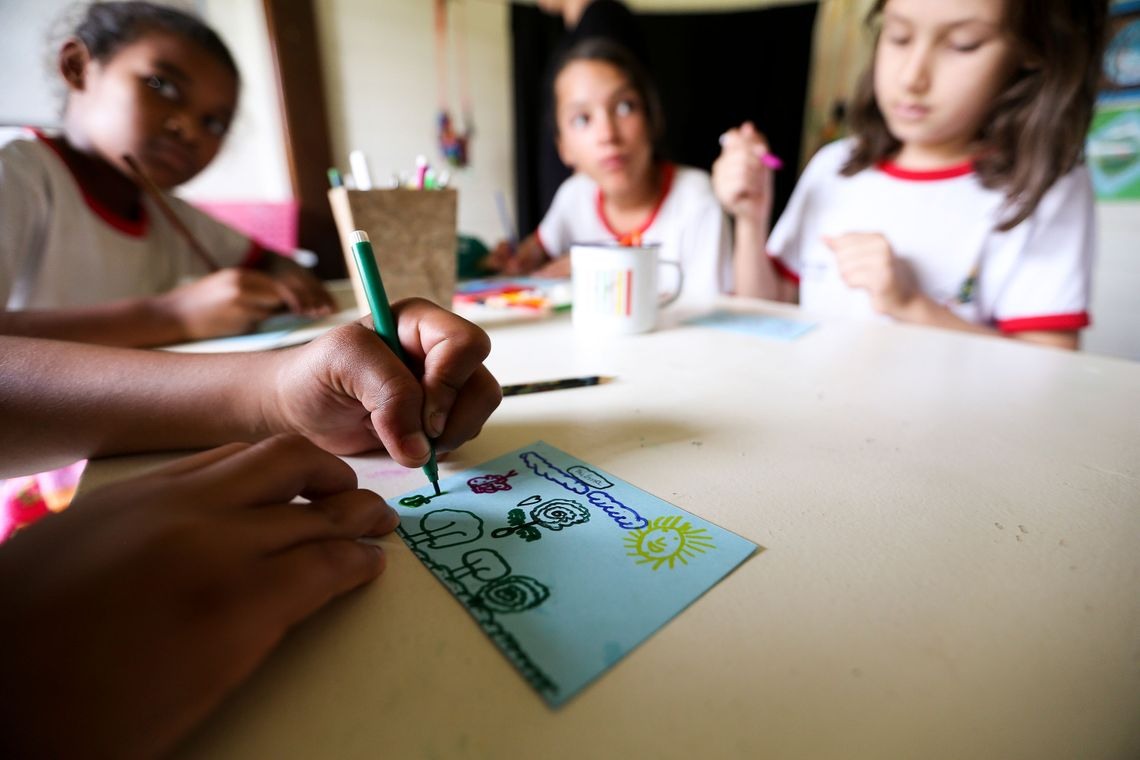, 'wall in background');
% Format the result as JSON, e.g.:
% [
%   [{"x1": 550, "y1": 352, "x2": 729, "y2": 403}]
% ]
[{"x1": 314, "y1": 0, "x2": 514, "y2": 248}]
